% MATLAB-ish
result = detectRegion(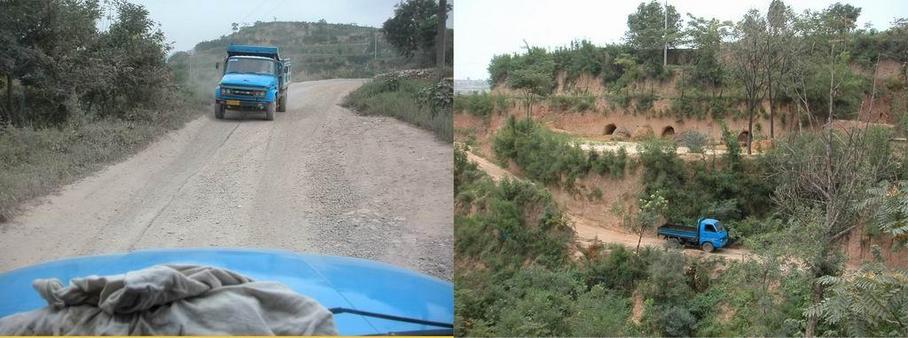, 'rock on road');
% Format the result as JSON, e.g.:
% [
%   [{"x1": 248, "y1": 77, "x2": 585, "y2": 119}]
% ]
[{"x1": 0, "y1": 79, "x2": 453, "y2": 280}]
